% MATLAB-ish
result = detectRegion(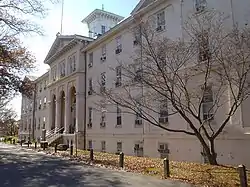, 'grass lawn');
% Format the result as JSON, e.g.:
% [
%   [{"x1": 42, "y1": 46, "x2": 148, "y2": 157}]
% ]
[{"x1": 68, "y1": 149, "x2": 249, "y2": 187}]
